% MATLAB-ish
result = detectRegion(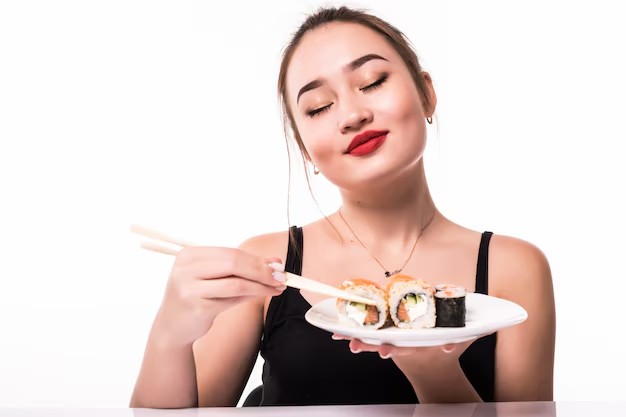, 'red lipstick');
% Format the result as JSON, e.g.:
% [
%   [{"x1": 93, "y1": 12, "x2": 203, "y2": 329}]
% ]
[{"x1": 345, "y1": 130, "x2": 389, "y2": 156}]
